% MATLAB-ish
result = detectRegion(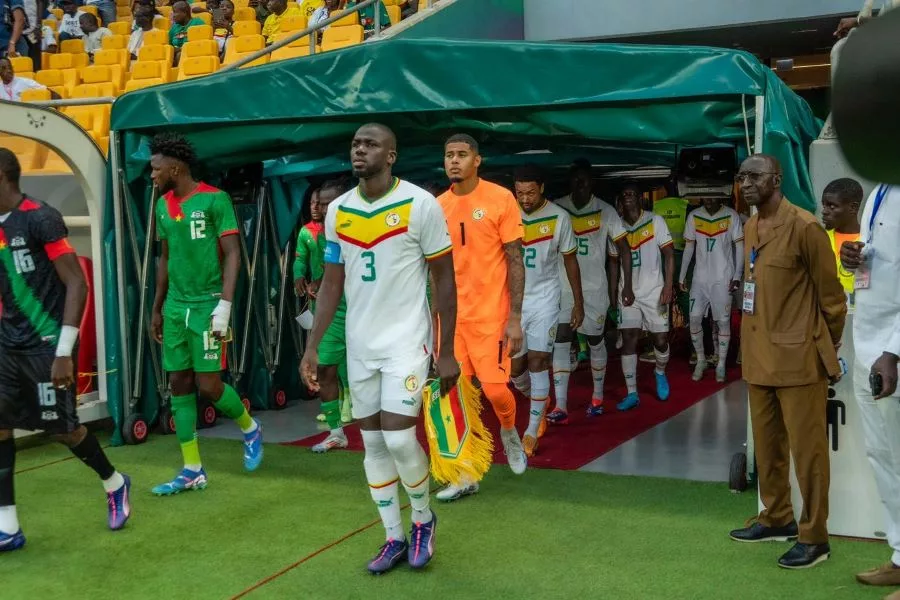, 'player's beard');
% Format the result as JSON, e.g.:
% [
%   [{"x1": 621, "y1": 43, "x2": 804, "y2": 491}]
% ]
[
  {"x1": 449, "y1": 176, "x2": 464, "y2": 184},
  {"x1": 352, "y1": 164, "x2": 379, "y2": 179}
]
